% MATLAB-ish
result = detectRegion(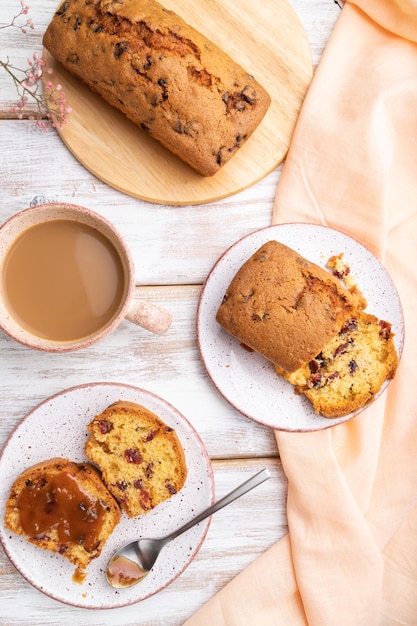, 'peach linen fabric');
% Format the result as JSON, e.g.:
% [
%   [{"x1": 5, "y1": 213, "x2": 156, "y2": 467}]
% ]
[{"x1": 185, "y1": 1, "x2": 417, "y2": 625}]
